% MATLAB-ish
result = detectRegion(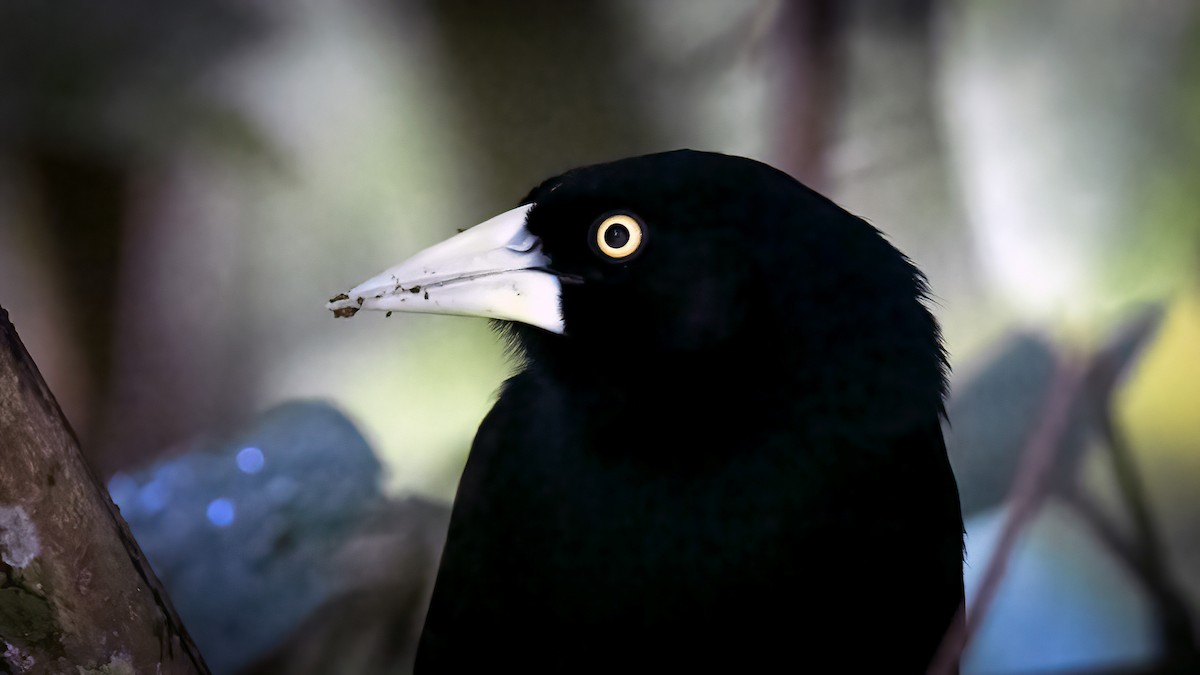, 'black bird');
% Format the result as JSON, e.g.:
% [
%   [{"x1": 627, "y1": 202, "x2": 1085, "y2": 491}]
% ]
[{"x1": 329, "y1": 150, "x2": 964, "y2": 672}]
